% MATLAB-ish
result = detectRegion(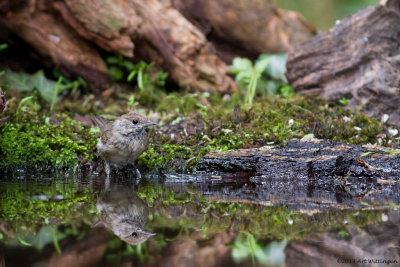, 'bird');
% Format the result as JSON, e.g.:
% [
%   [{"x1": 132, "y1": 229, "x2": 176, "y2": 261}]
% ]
[
  {"x1": 92, "y1": 186, "x2": 155, "y2": 245},
  {"x1": 91, "y1": 111, "x2": 156, "y2": 181}
]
